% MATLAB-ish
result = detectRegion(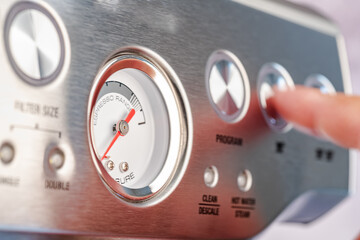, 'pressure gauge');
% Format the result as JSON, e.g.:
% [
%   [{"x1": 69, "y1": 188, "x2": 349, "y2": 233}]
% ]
[{"x1": 88, "y1": 47, "x2": 191, "y2": 204}]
